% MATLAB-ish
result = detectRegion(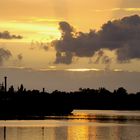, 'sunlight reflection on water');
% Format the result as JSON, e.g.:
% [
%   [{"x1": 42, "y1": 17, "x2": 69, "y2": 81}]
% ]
[{"x1": 0, "y1": 110, "x2": 140, "y2": 140}]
